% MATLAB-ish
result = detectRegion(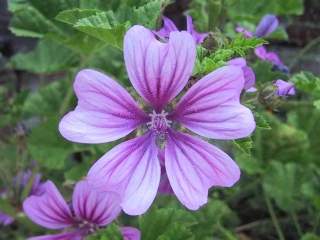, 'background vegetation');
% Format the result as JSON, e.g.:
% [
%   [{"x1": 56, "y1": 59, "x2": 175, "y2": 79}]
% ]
[{"x1": 0, "y1": 0, "x2": 319, "y2": 239}]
